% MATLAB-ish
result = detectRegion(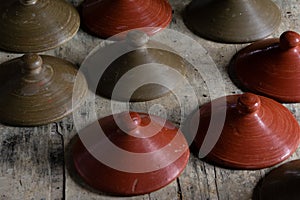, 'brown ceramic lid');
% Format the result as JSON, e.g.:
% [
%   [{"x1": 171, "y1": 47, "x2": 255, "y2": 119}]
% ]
[
  {"x1": 0, "y1": 0, "x2": 80, "y2": 52},
  {"x1": 254, "y1": 160, "x2": 300, "y2": 200},
  {"x1": 72, "y1": 111, "x2": 190, "y2": 195},
  {"x1": 230, "y1": 31, "x2": 300, "y2": 102},
  {"x1": 81, "y1": 0, "x2": 172, "y2": 39},
  {"x1": 93, "y1": 31, "x2": 186, "y2": 102},
  {"x1": 0, "y1": 54, "x2": 88, "y2": 126},
  {"x1": 187, "y1": 93, "x2": 300, "y2": 169},
  {"x1": 184, "y1": 0, "x2": 281, "y2": 43}
]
